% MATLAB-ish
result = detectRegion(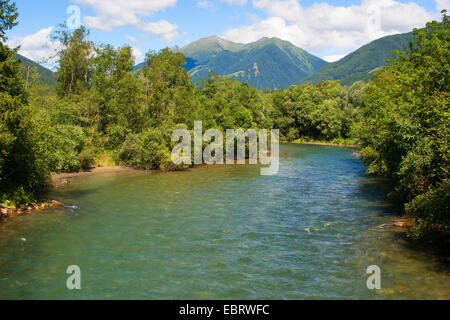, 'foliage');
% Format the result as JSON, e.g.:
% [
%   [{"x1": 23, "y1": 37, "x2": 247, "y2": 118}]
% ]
[
  {"x1": 0, "y1": 0, "x2": 17, "y2": 41},
  {"x1": 0, "y1": 1, "x2": 48, "y2": 204},
  {"x1": 14, "y1": 53, "x2": 56, "y2": 86},
  {"x1": 271, "y1": 80, "x2": 361, "y2": 142},
  {"x1": 53, "y1": 25, "x2": 93, "y2": 96},
  {"x1": 358, "y1": 12, "x2": 449, "y2": 243}
]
